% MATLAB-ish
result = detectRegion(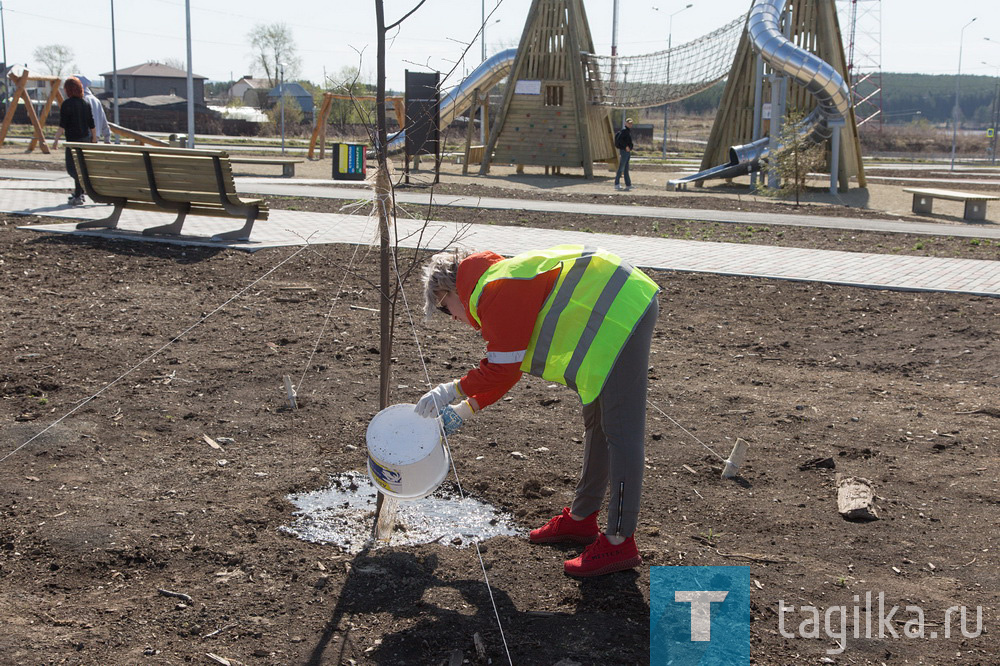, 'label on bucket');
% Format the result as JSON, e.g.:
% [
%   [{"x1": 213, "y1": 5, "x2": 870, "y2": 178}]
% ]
[{"x1": 368, "y1": 455, "x2": 403, "y2": 493}]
